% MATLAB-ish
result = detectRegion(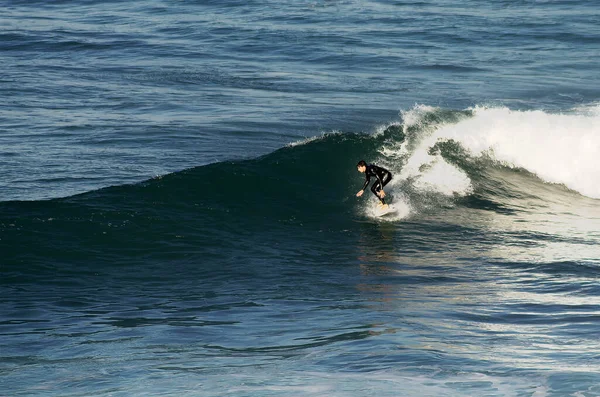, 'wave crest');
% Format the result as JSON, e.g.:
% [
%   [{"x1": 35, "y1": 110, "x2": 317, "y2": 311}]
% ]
[{"x1": 380, "y1": 105, "x2": 600, "y2": 200}]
